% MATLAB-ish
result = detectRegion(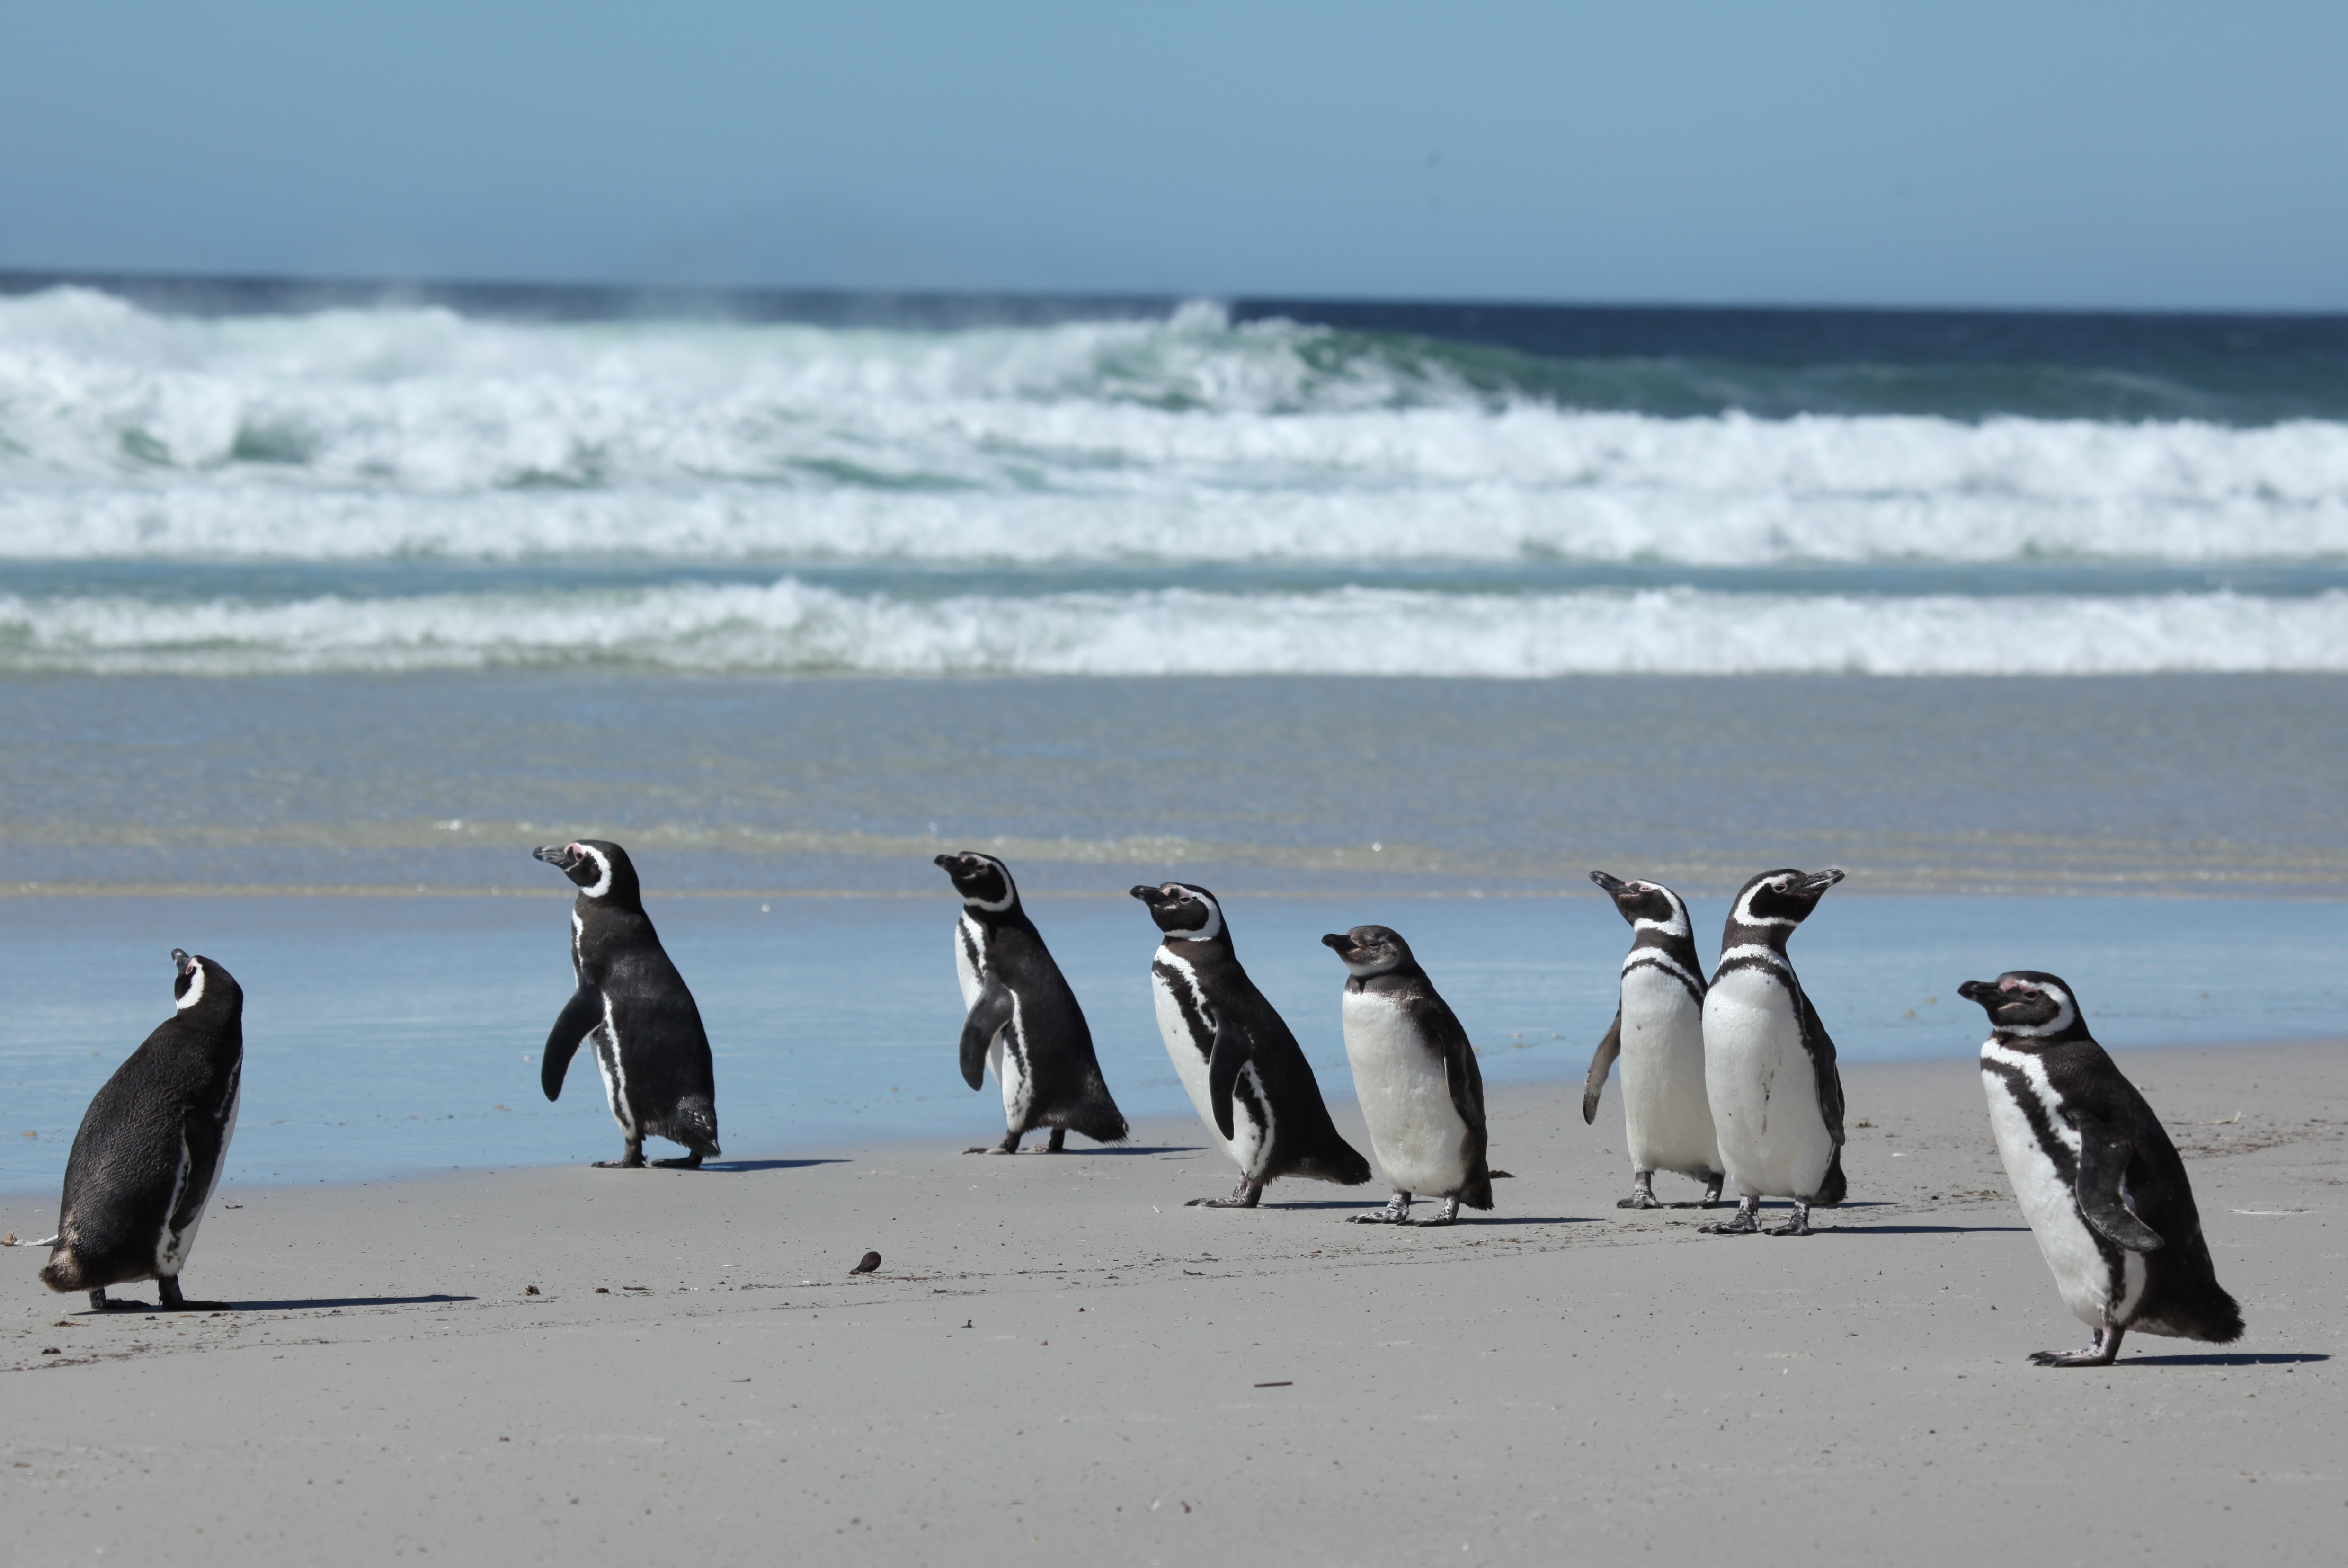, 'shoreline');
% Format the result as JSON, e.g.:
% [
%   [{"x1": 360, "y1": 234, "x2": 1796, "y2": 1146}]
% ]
[{"x1": 5, "y1": 1043, "x2": 2342, "y2": 1563}]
